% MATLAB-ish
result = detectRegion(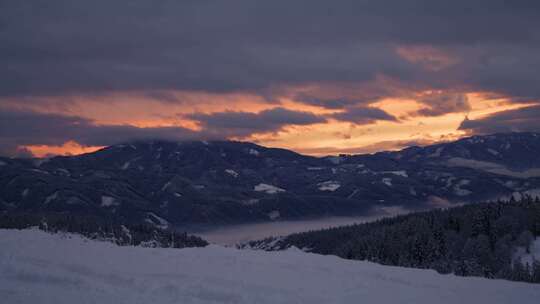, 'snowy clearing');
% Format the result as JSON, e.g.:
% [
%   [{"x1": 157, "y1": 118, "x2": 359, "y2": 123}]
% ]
[
  {"x1": 248, "y1": 148, "x2": 260, "y2": 156},
  {"x1": 488, "y1": 148, "x2": 500, "y2": 156},
  {"x1": 254, "y1": 183, "x2": 285, "y2": 194},
  {"x1": 515, "y1": 238, "x2": 540, "y2": 267},
  {"x1": 454, "y1": 179, "x2": 472, "y2": 196},
  {"x1": 382, "y1": 177, "x2": 393, "y2": 187},
  {"x1": 101, "y1": 196, "x2": 119, "y2": 207},
  {"x1": 446, "y1": 157, "x2": 540, "y2": 178},
  {"x1": 1, "y1": 229, "x2": 539, "y2": 304},
  {"x1": 225, "y1": 169, "x2": 238, "y2": 178},
  {"x1": 161, "y1": 181, "x2": 172, "y2": 191},
  {"x1": 317, "y1": 181, "x2": 341, "y2": 191},
  {"x1": 326, "y1": 156, "x2": 343, "y2": 164},
  {"x1": 267, "y1": 210, "x2": 280, "y2": 220},
  {"x1": 121, "y1": 161, "x2": 130, "y2": 170},
  {"x1": 145, "y1": 212, "x2": 170, "y2": 230},
  {"x1": 428, "y1": 147, "x2": 444, "y2": 157},
  {"x1": 383, "y1": 170, "x2": 408, "y2": 177},
  {"x1": 44, "y1": 191, "x2": 58, "y2": 204}
]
